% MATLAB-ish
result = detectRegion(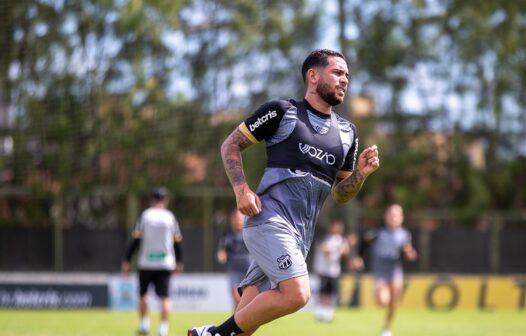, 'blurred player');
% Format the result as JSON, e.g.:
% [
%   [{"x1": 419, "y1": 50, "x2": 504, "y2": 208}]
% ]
[
  {"x1": 217, "y1": 209, "x2": 252, "y2": 308},
  {"x1": 188, "y1": 49, "x2": 380, "y2": 336},
  {"x1": 312, "y1": 220, "x2": 350, "y2": 322},
  {"x1": 121, "y1": 187, "x2": 184, "y2": 336},
  {"x1": 351, "y1": 204, "x2": 417, "y2": 336}
]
